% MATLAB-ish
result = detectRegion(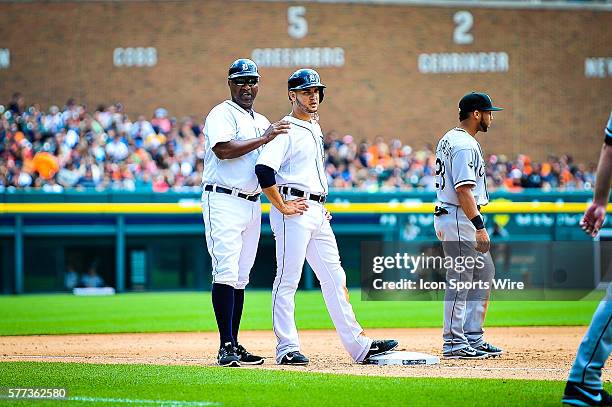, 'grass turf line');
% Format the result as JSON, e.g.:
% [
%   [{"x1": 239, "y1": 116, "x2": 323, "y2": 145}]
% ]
[
  {"x1": 0, "y1": 291, "x2": 602, "y2": 335},
  {"x1": 0, "y1": 361, "x2": 600, "y2": 407}
]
